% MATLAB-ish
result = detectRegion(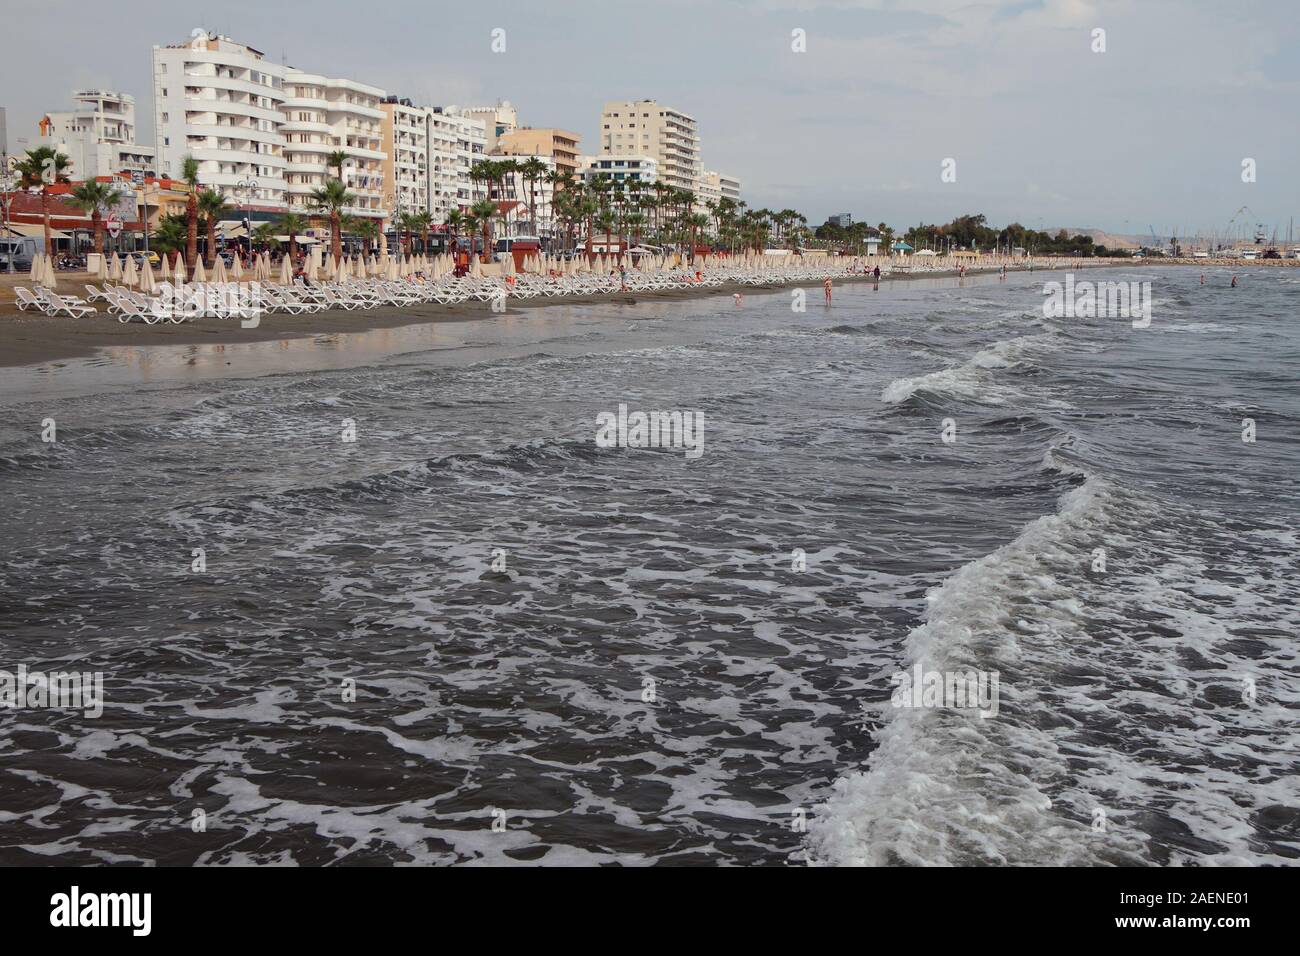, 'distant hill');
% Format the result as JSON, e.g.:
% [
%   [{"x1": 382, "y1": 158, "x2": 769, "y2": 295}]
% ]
[{"x1": 1045, "y1": 228, "x2": 1142, "y2": 249}]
